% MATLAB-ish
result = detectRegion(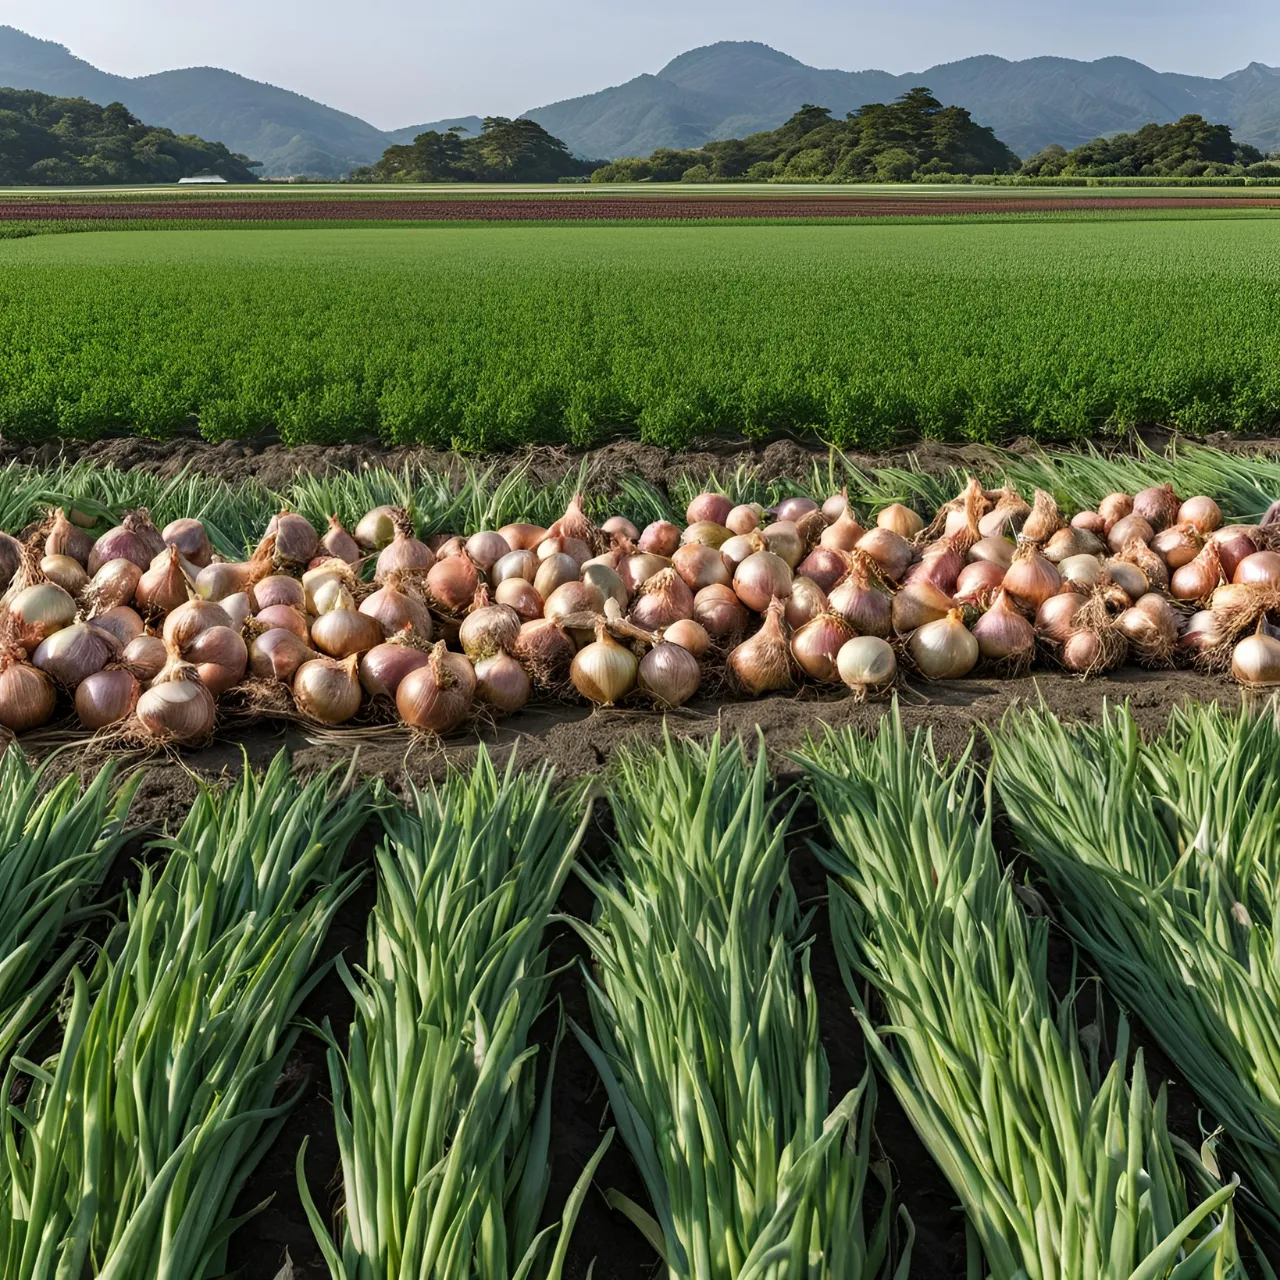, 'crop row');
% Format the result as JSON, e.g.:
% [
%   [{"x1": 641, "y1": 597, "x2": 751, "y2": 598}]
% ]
[
  {"x1": 6, "y1": 703, "x2": 1280, "y2": 1277},
  {"x1": 3, "y1": 220, "x2": 1280, "y2": 449}
]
